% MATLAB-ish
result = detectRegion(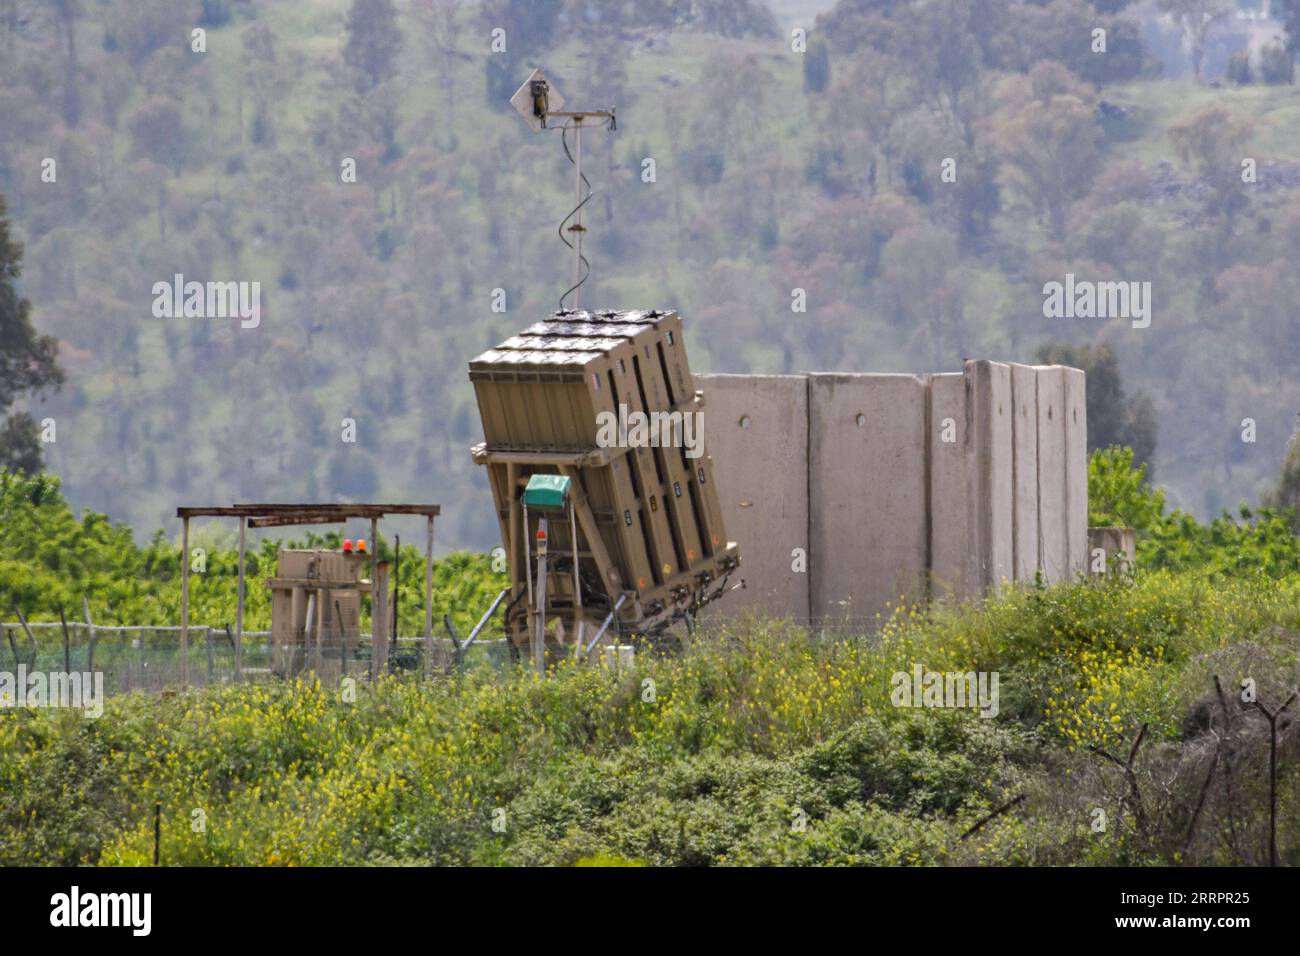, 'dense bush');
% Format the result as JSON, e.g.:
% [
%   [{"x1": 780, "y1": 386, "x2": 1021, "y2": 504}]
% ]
[
  {"x1": 2, "y1": 570, "x2": 1298, "y2": 866},
  {"x1": 0, "y1": 470, "x2": 506, "y2": 635},
  {"x1": 3, "y1": 461, "x2": 1298, "y2": 866},
  {"x1": 1260, "y1": 40, "x2": 1295, "y2": 85},
  {"x1": 1089, "y1": 447, "x2": 1300, "y2": 577}
]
